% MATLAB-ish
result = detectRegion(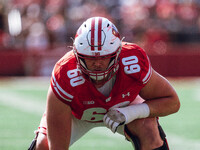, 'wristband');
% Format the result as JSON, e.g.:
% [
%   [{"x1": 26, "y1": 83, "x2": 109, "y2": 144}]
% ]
[{"x1": 113, "y1": 103, "x2": 150, "y2": 124}]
